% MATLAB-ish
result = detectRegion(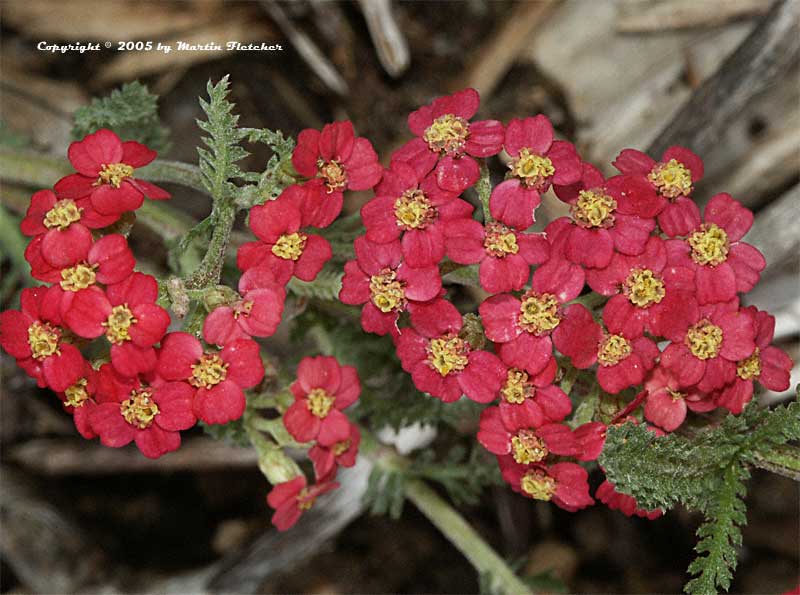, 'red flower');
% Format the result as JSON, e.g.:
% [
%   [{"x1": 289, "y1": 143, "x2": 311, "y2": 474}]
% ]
[
  {"x1": 553, "y1": 163, "x2": 657, "y2": 269},
  {"x1": 714, "y1": 306, "x2": 793, "y2": 414},
  {"x1": 203, "y1": 266, "x2": 286, "y2": 346},
  {"x1": 665, "y1": 193, "x2": 765, "y2": 305},
  {"x1": 308, "y1": 422, "x2": 361, "y2": 481},
  {"x1": 573, "y1": 421, "x2": 607, "y2": 461},
  {"x1": 20, "y1": 189, "x2": 117, "y2": 269},
  {"x1": 587, "y1": 236, "x2": 696, "y2": 339},
  {"x1": 339, "y1": 236, "x2": 441, "y2": 337},
  {"x1": 237, "y1": 197, "x2": 332, "y2": 285},
  {"x1": 478, "y1": 260, "x2": 590, "y2": 375},
  {"x1": 283, "y1": 356, "x2": 360, "y2": 444},
  {"x1": 65, "y1": 273, "x2": 169, "y2": 377},
  {"x1": 444, "y1": 218, "x2": 549, "y2": 294},
  {"x1": 477, "y1": 406, "x2": 578, "y2": 463},
  {"x1": 661, "y1": 300, "x2": 756, "y2": 392},
  {"x1": 267, "y1": 475, "x2": 339, "y2": 531},
  {"x1": 291, "y1": 121, "x2": 382, "y2": 227},
  {"x1": 89, "y1": 364, "x2": 195, "y2": 459},
  {"x1": 156, "y1": 332, "x2": 264, "y2": 425},
  {"x1": 0, "y1": 287, "x2": 84, "y2": 391},
  {"x1": 361, "y1": 161, "x2": 475, "y2": 268},
  {"x1": 495, "y1": 365, "x2": 572, "y2": 431},
  {"x1": 489, "y1": 116, "x2": 582, "y2": 230},
  {"x1": 596, "y1": 480, "x2": 662, "y2": 519},
  {"x1": 57, "y1": 361, "x2": 99, "y2": 439},
  {"x1": 54, "y1": 129, "x2": 170, "y2": 215},
  {"x1": 34, "y1": 234, "x2": 136, "y2": 319},
  {"x1": 643, "y1": 365, "x2": 712, "y2": 432},
  {"x1": 395, "y1": 88, "x2": 504, "y2": 192},
  {"x1": 396, "y1": 299, "x2": 505, "y2": 403},
  {"x1": 613, "y1": 145, "x2": 703, "y2": 237},
  {"x1": 499, "y1": 458, "x2": 594, "y2": 512}
]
